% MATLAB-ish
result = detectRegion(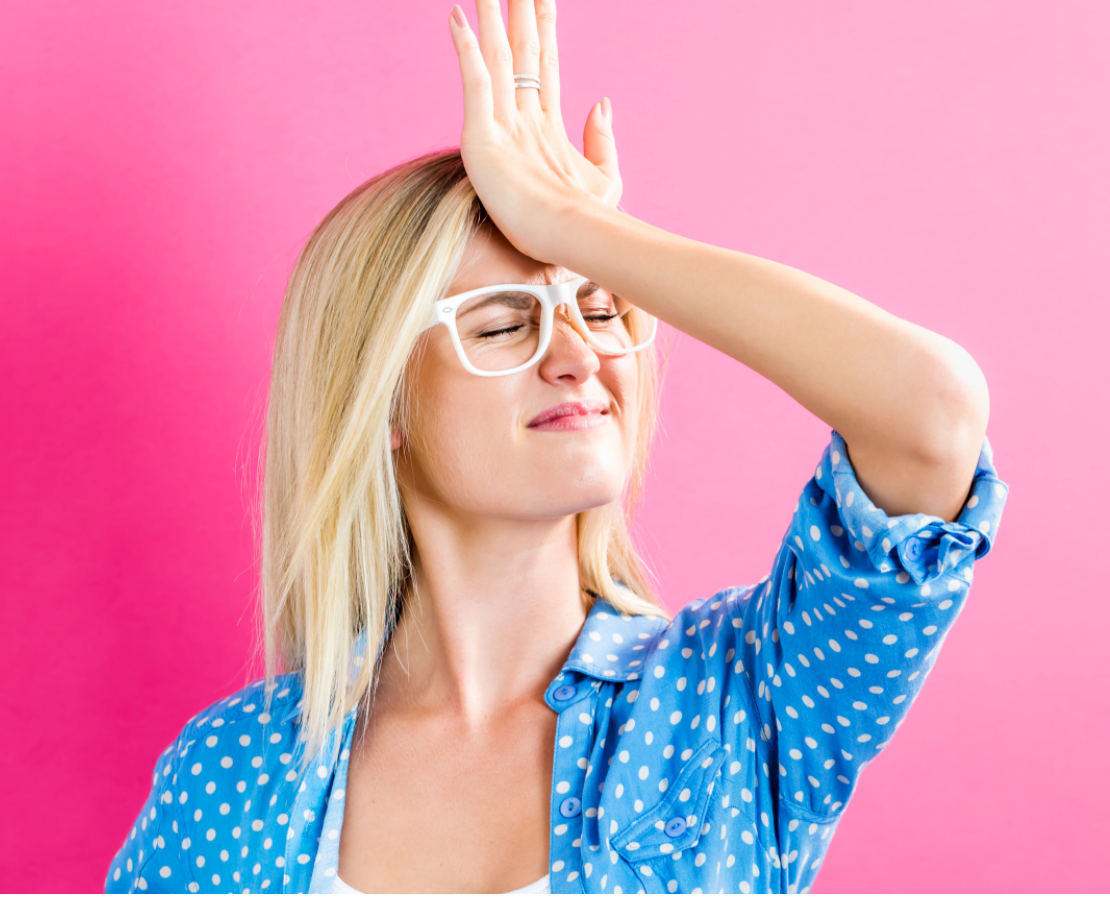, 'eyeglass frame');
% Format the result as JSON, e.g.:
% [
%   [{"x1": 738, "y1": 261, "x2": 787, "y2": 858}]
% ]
[{"x1": 422, "y1": 275, "x2": 659, "y2": 377}]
